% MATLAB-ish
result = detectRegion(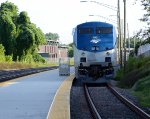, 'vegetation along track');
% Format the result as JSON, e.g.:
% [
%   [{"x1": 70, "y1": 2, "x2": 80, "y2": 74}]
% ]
[
  {"x1": 0, "y1": 66, "x2": 58, "y2": 82},
  {"x1": 85, "y1": 82, "x2": 150, "y2": 119}
]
